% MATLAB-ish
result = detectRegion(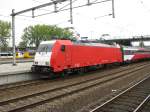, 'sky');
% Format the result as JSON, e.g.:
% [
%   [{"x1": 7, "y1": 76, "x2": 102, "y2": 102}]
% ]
[{"x1": 0, "y1": 0, "x2": 150, "y2": 46}]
